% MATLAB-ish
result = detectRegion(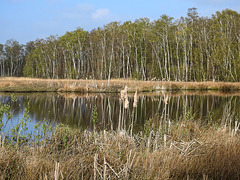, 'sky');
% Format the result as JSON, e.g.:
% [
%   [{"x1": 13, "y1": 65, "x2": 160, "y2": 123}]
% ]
[{"x1": 0, "y1": 0, "x2": 240, "y2": 45}]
